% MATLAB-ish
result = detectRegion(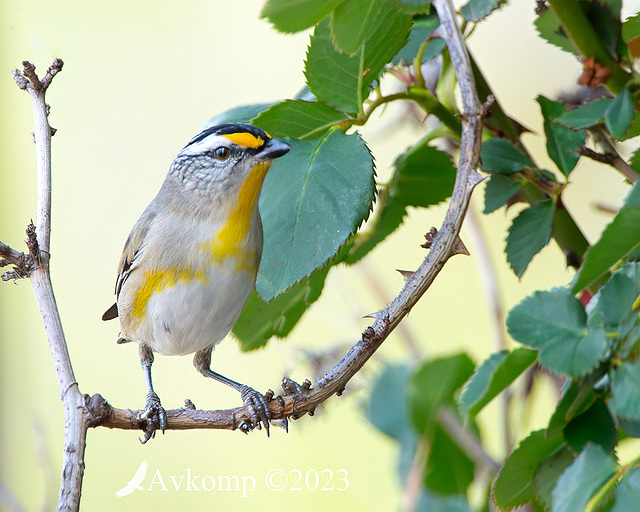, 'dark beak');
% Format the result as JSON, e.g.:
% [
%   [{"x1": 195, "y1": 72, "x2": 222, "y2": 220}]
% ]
[{"x1": 258, "y1": 138, "x2": 291, "y2": 160}]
